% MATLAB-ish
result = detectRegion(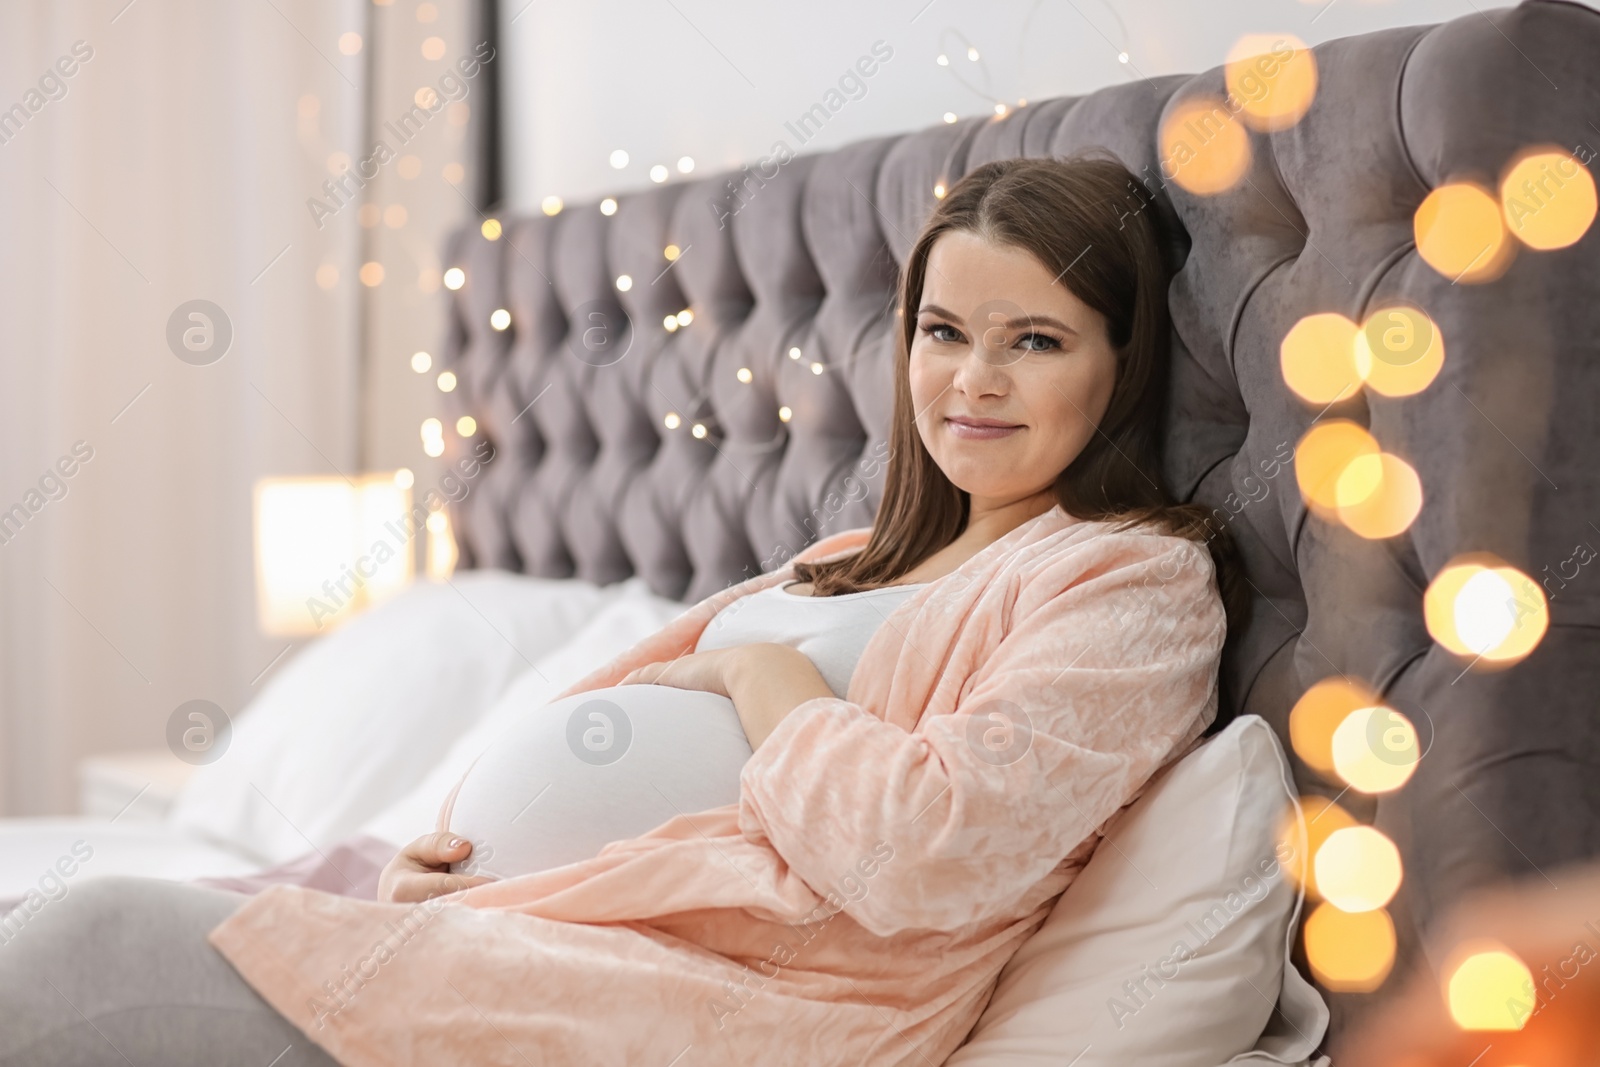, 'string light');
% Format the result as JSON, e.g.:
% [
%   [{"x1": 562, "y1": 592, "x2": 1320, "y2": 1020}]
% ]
[
  {"x1": 600, "y1": 197, "x2": 618, "y2": 216},
  {"x1": 541, "y1": 196, "x2": 563, "y2": 216},
  {"x1": 691, "y1": 423, "x2": 708, "y2": 439},
  {"x1": 443, "y1": 267, "x2": 465, "y2": 290},
  {"x1": 615, "y1": 274, "x2": 633, "y2": 292},
  {"x1": 676, "y1": 309, "x2": 693, "y2": 327},
  {"x1": 649, "y1": 164, "x2": 668, "y2": 183},
  {"x1": 456, "y1": 416, "x2": 477, "y2": 436},
  {"x1": 810, "y1": 362, "x2": 824, "y2": 375},
  {"x1": 788, "y1": 346, "x2": 802, "y2": 360},
  {"x1": 664, "y1": 244, "x2": 681, "y2": 260},
  {"x1": 480, "y1": 218, "x2": 502, "y2": 240},
  {"x1": 410, "y1": 351, "x2": 432, "y2": 373},
  {"x1": 436, "y1": 371, "x2": 457, "y2": 392},
  {"x1": 663, "y1": 315, "x2": 679, "y2": 332},
  {"x1": 736, "y1": 367, "x2": 753, "y2": 383},
  {"x1": 677, "y1": 156, "x2": 695, "y2": 173},
  {"x1": 943, "y1": 112, "x2": 957, "y2": 123},
  {"x1": 490, "y1": 308, "x2": 511, "y2": 331},
  {"x1": 394, "y1": 467, "x2": 414, "y2": 488},
  {"x1": 609, "y1": 149, "x2": 629, "y2": 169},
  {"x1": 663, "y1": 412, "x2": 681, "y2": 429},
  {"x1": 778, "y1": 405, "x2": 792, "y2": 422}
]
